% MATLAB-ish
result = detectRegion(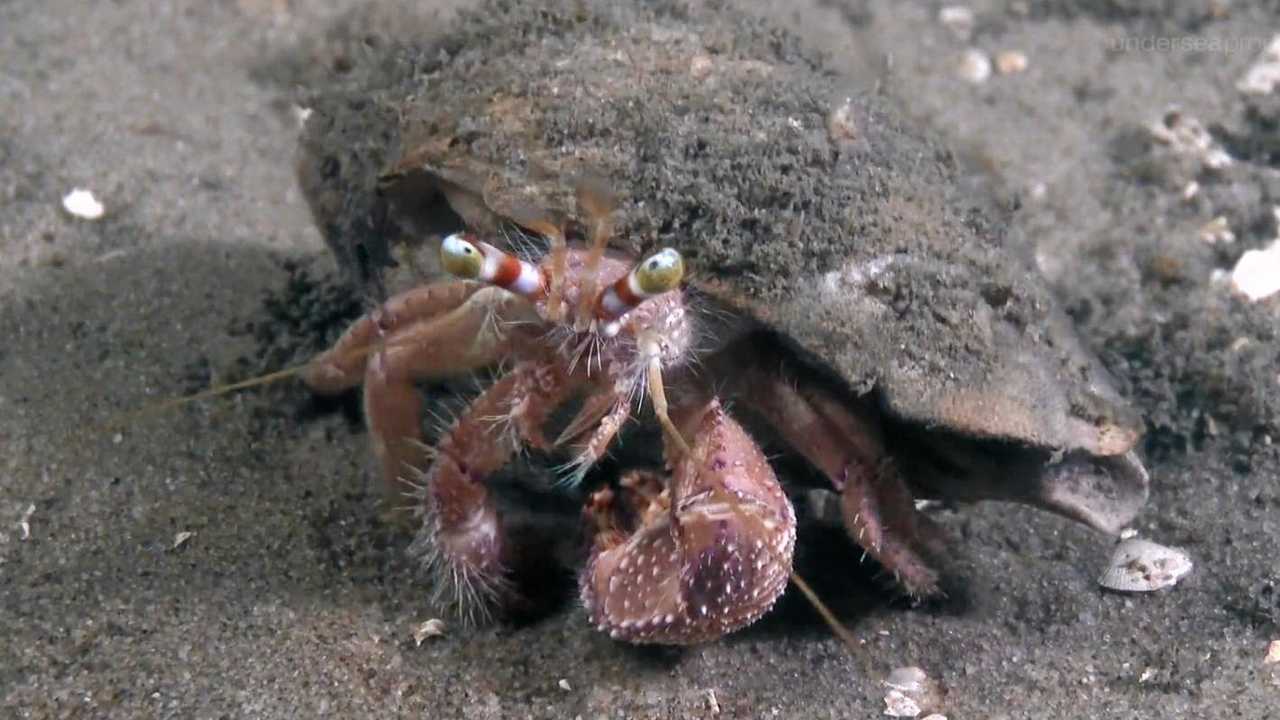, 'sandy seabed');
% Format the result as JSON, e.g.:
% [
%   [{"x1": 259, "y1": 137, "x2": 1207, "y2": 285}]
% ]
[{"x1": 2, "y1": 1, "x2": 1278, "y2": 718}]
